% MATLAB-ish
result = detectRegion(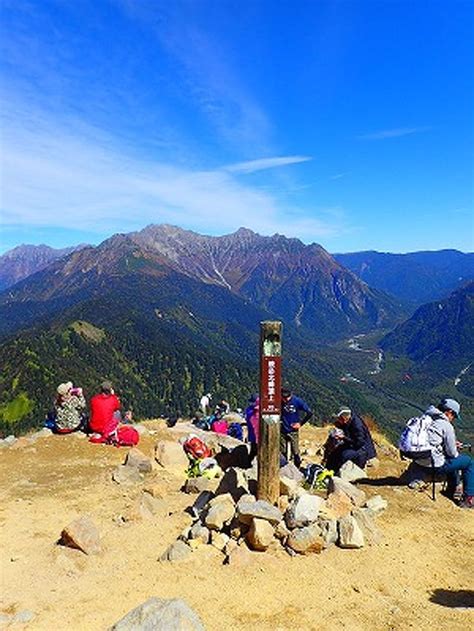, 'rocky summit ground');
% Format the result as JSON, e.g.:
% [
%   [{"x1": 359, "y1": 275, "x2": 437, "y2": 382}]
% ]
[{"x1": 0, "y1": 422, "x2": 473, "y2": 630}]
